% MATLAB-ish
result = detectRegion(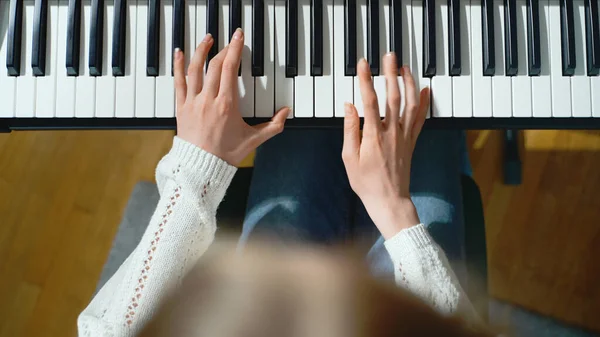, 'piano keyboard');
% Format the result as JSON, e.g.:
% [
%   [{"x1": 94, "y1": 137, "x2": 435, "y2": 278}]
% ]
[{"x1": 2, "y1": 0, "x2": 600, "y2": 131}]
